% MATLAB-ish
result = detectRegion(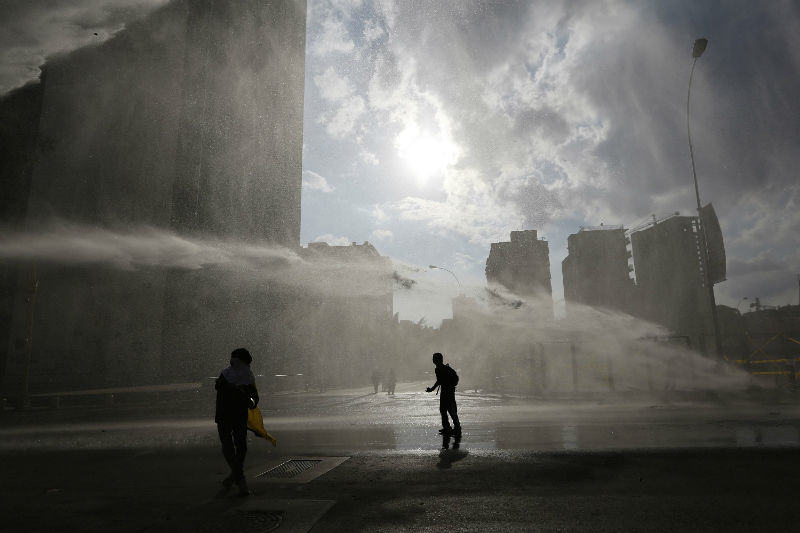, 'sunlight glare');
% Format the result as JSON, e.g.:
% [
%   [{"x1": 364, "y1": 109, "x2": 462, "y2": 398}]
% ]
[{"x1": 396, "y1": 126, "x2": 459, "y2": 184}]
